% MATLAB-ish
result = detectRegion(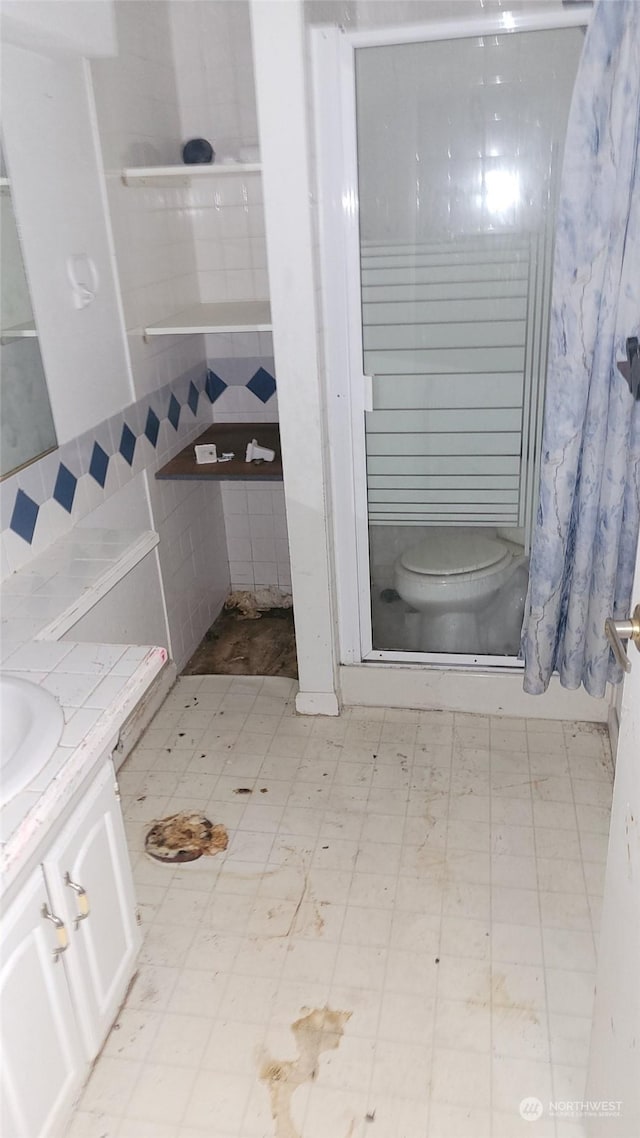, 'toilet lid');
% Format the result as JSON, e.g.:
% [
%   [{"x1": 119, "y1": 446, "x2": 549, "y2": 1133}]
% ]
[{"x1": 400, "y1": 531, "x2": 509, "y2": 576}]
